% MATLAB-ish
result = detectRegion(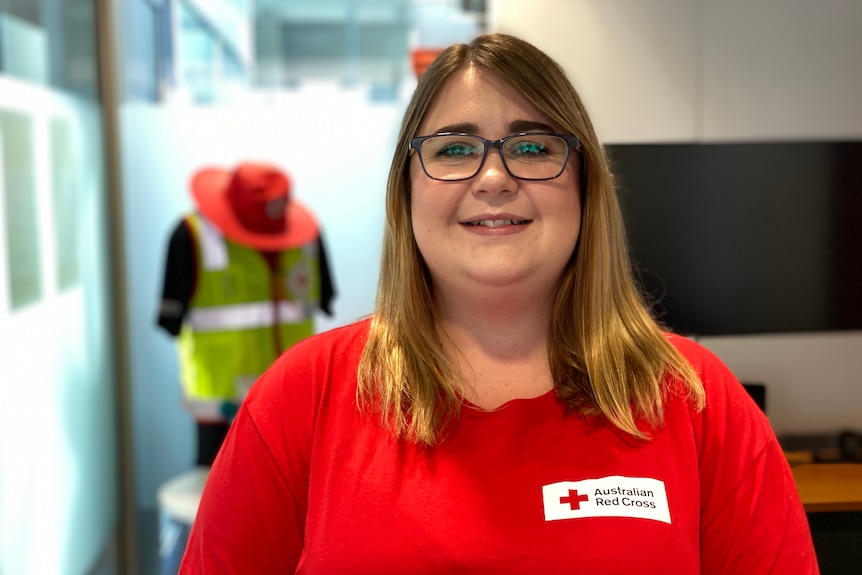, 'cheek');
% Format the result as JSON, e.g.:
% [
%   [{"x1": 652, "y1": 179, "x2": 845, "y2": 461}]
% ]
[
  {"x1": 409, "y1": 177, "x2": 438, "y2": 255},
  {"x1": 551, "y1": 191, "x2": 583, "y2": 260},
  {"x1": 571, "y1": 197, "x2": 583, "y2": 240},
  {"x1": 410, "y1": 196, "x2": 446, "y2": 263},
  {"x1": 409, "y1": 174, "x2": 429, "y2": 234},
  {"x1": 410, "y1": 172, "x2": 454, "y2": 231},
  {"x1": 563, "y1": 173, "x2": 584, "y2": 243},
  {"x1": 547, "y1": 182, "x2": 582, "y2": 229}
]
